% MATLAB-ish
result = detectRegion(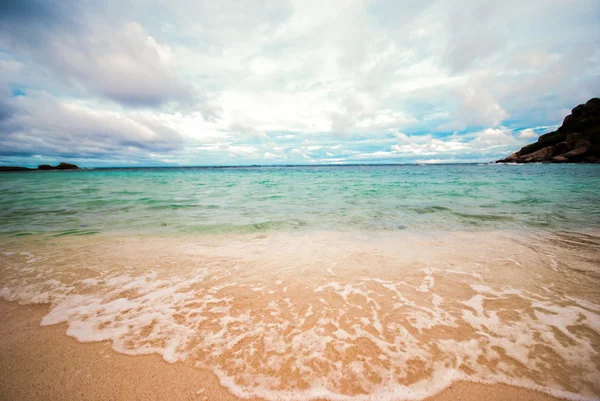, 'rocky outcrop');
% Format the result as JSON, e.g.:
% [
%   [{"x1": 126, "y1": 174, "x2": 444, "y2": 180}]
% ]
[
  {"x1": 496, "y1": 98, "x2": 600, "y2": 163},
  {"x1": 37, "y1": 164, "x2": 54, "y2": 170},
  {"x1": 0, "y1": 163, "x2": 79, "y2": 172},
  {"x1": 57, "y1": 162, "x2": 78, "y2": 169},
  {"x1": 520, "y1": 146, "x2": 553, "y2": 162},
  {"x1": 38, "y1": 163, "x2": 79, "y2": 170},
  {"x1": 55, "y1": 162, "x2": 79, "y2": 170},
  {"x1": 0, "y1": 166, "x2": 32, "y2": 172}
]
